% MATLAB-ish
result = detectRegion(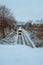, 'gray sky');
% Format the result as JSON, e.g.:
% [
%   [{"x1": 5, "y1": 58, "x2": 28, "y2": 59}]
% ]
[{"x1": 0, "y1": 0, "x2": 43, "y2": 22}]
